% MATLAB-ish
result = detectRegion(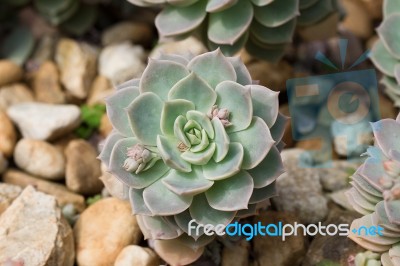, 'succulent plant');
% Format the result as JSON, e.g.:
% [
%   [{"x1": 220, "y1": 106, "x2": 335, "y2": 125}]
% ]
[
  {"x1": 33, "y1": 0, "x2": 97, "y2": 35},
  {"x1": 346, "y1": 114, "x2": 400, "y2": 266},
  {"x1": 0, "y1": 25, "x2": 34, "y2": 66},
  {"x1": 126, "y1": 0, "x2": 339, "y2": 62},
  {"x1": 352, "y1": 251, "x2": 382, "y2": 266},
  {"x1": 370, "y1": 0, "x2": 400, "y2": 106},
  {"x1": 98, "y1": 49, "x2": 286, "y2": 265}
]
